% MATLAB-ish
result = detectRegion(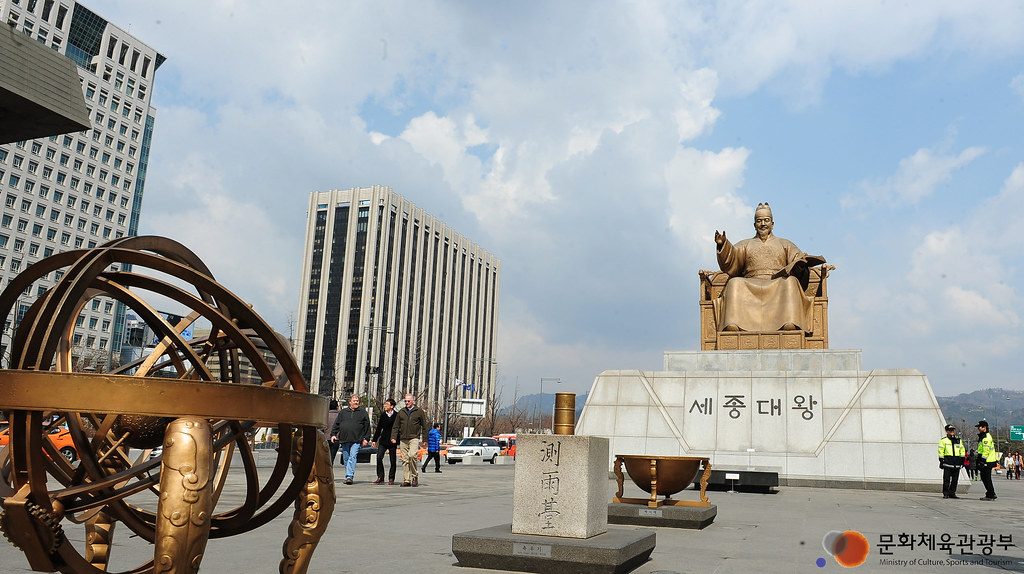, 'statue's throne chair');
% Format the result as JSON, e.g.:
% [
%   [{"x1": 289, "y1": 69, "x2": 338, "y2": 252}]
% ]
[{"x1": 698, "y1": 265, "x2": 834, "y2": 351}]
